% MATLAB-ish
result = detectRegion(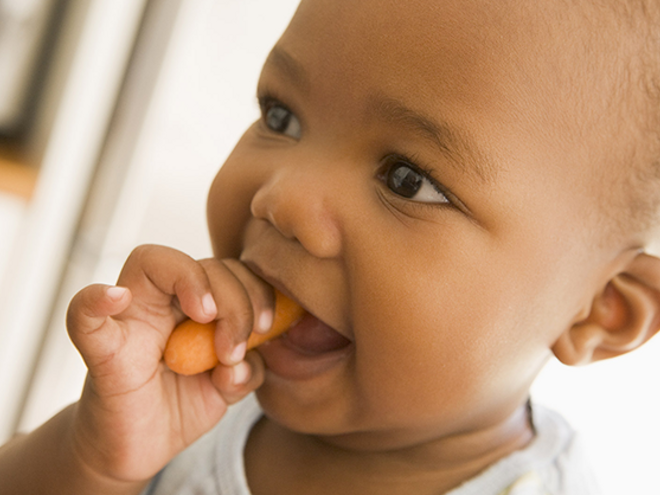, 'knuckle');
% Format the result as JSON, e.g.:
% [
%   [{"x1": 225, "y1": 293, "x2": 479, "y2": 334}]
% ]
[
  {"x1": 125, "y1": 244, "x2": 167, "y2": 267},
  {"x1": 67, "y1": 287, "x2": 93, "y2": 319},
  {"x1": 127, "y1": 243, "x2": 153, "y2": 261},
  {"x1": 220, "y1": 308, "x2": 253, "y2": 340}
]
